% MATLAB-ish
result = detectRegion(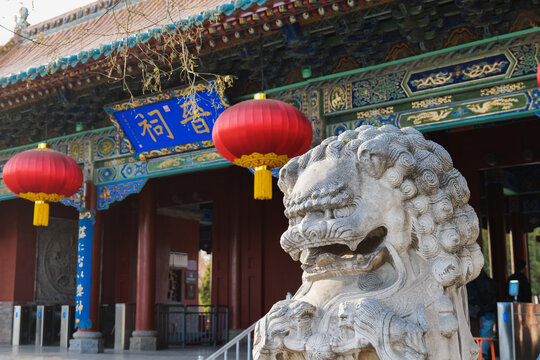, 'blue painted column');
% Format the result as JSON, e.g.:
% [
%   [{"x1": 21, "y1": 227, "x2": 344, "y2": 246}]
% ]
[
  {"x1": 74, "y1": 210, "x2": 95, "y2": 329},
  {"x1": 69, "y1": 182, "x2": 104, "y2": 353}
]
